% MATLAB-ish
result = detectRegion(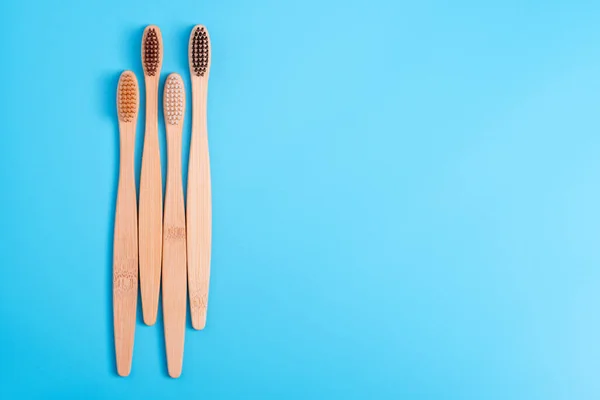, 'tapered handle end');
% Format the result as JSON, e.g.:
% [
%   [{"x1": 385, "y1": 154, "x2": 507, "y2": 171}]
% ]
[
  {"x1": 190, "y1": 296, "x2": 207, "y2": 330},
  {"x1": 168, "y1": 364, "x2": 182, "y2": 379},
  {"x1": 143, "y1": 312, "x2": 157, "y2": 326},
  {"x1": 117, "y1": 363, "x2": 131, "y2": 377}
]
